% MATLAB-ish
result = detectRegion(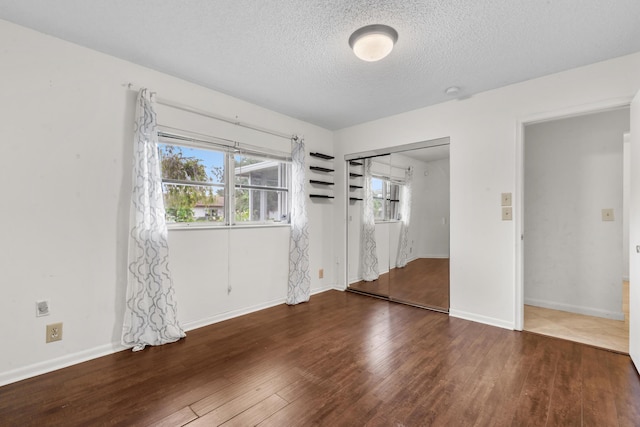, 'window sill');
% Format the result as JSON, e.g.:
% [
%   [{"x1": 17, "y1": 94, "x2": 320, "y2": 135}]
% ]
[
  {"x1": 374, "y1": 219, "x2": 402, "y2": 224},
  {"x1": 167, "y1": 222, "x2": 291, "y2": 231}
]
